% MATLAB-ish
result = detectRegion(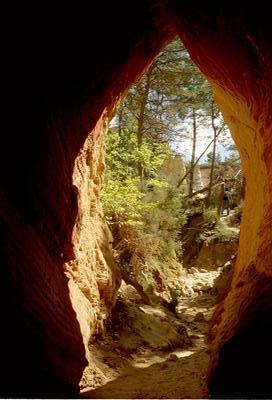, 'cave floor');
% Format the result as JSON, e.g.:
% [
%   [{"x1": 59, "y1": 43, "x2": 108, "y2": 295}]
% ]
[
  {"x1": 80, "y1": 277, "x2": 219, "y2": 399},
  {"x1": 80, "y1": 212, "x2": 238, "y2": 399}
]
